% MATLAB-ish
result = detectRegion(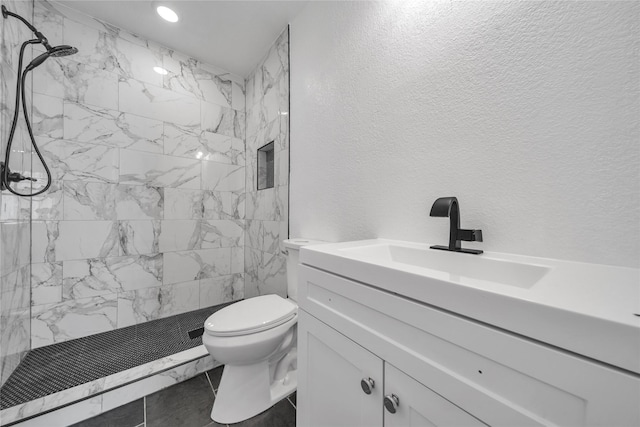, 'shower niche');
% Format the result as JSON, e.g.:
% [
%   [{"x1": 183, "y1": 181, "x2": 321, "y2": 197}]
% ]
[{"x1": 257, "y1": 141, "x2": 275, "y2": 190}]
